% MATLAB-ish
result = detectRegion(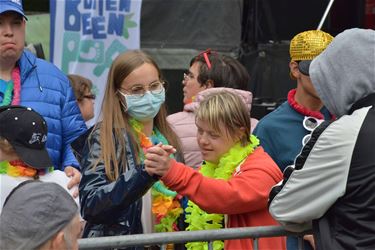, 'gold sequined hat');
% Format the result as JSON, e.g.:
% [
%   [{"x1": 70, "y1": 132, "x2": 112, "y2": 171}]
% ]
[{"x1": 290, "y1": 30, "x2": 333, "y2": 75}]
